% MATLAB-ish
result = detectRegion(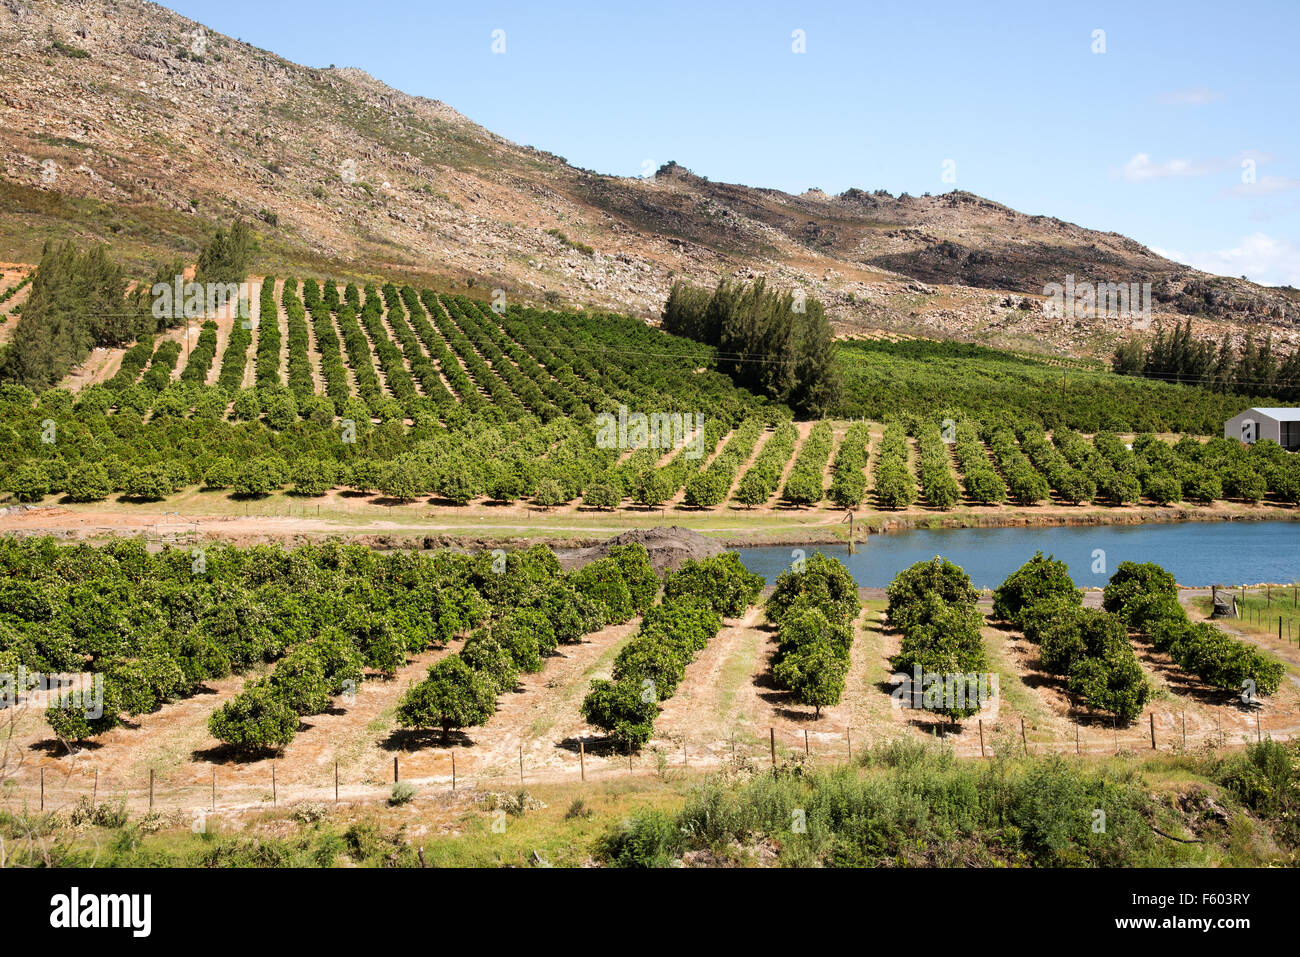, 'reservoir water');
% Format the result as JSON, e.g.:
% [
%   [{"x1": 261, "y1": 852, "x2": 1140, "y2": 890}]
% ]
[{"x1": 735, "y1": 520, "x2": 1300, "y2": 588}]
